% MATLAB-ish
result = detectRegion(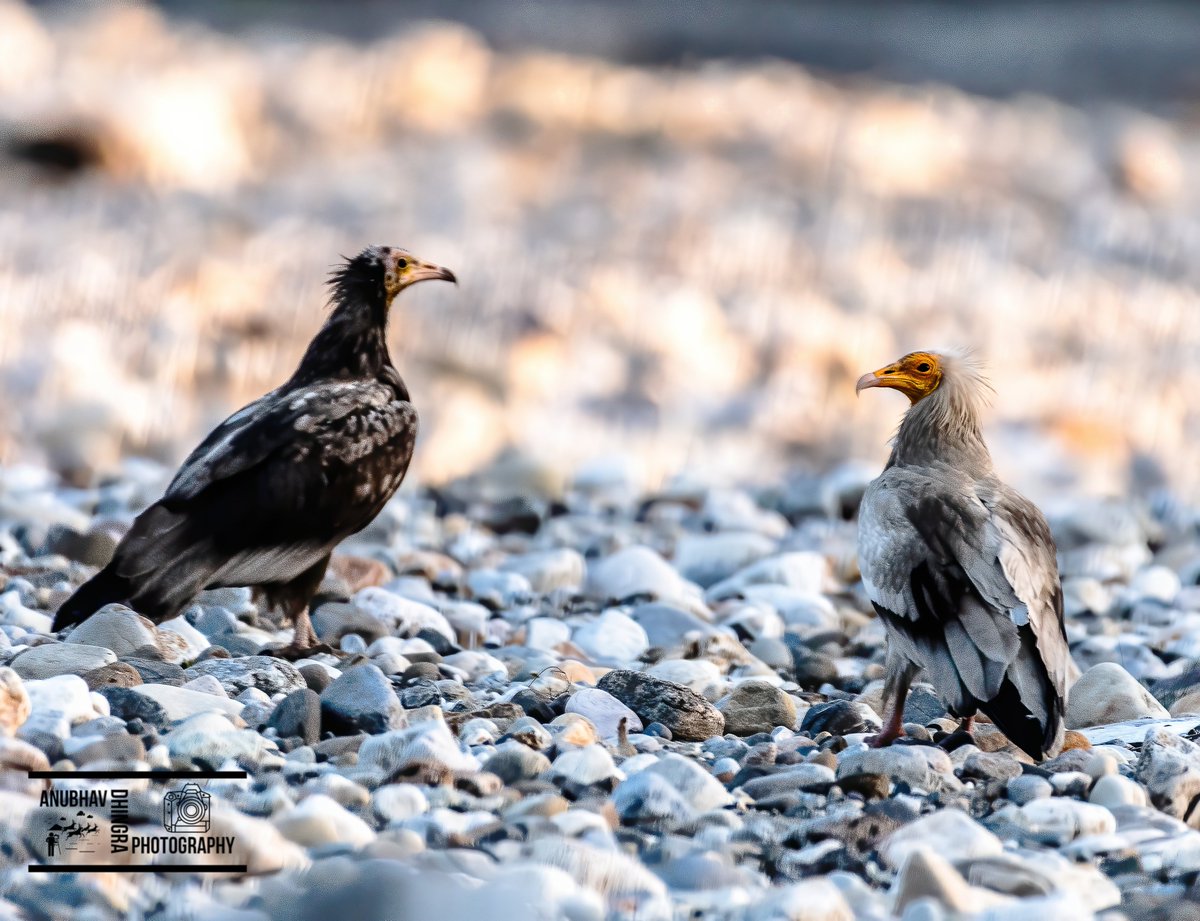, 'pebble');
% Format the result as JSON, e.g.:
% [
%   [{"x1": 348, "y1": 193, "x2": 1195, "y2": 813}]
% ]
[
  {"x1": 64, "y1": 603, "x2": 159, "y2": 656},
  {"x1": 880, "y1": 808, "x2": 1004, "y2": 869},
  {"x1": 184, "y1": 656, "x2": 306, "y2": 697},
  {"x1": 130, "y1": 683, "x2": 245, "y2": 721},
  {"x1": 320, "y1": 664, "x2": 405, "y2": 735},
  {"x1": 274, "y1": 793, "x2": 375, "y2": 848},
  {"x1": 1065, "y1": 662, "x2": 1170, "y2": 728},
  {"x1": 564, "y1": 687, "x2": 642, "y2": 739},
  {"x1": 586, "y1": 545, "x2": 690, "y2": 603},
  {"x1": 499, "y1": 549, "x2": 586, "y2": 594},
  {"x1": 838, "y1": 745, "x2": 959, "y2": 794},
  {"x1": 268, "y1": 688, "x2": 322, "y2": 746},
  {"x1": 597, "y1": 669, "x2": 725, "y2": 741},
  {"x1": 1006, "y1": 774, "x2": 1053, "y2": 805},
  {"x1": 11, "y1": 642, "x2": 117, "y2": 679},
  {"x1": 716, "y1": 680, "x2": 797, "y2": 735},
  {"x1": 572, "y1": 609, "x2": 650, "y2": 664},
  {"x1": 0, "y1": 667, "x2": 31, "y2": 736}
]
